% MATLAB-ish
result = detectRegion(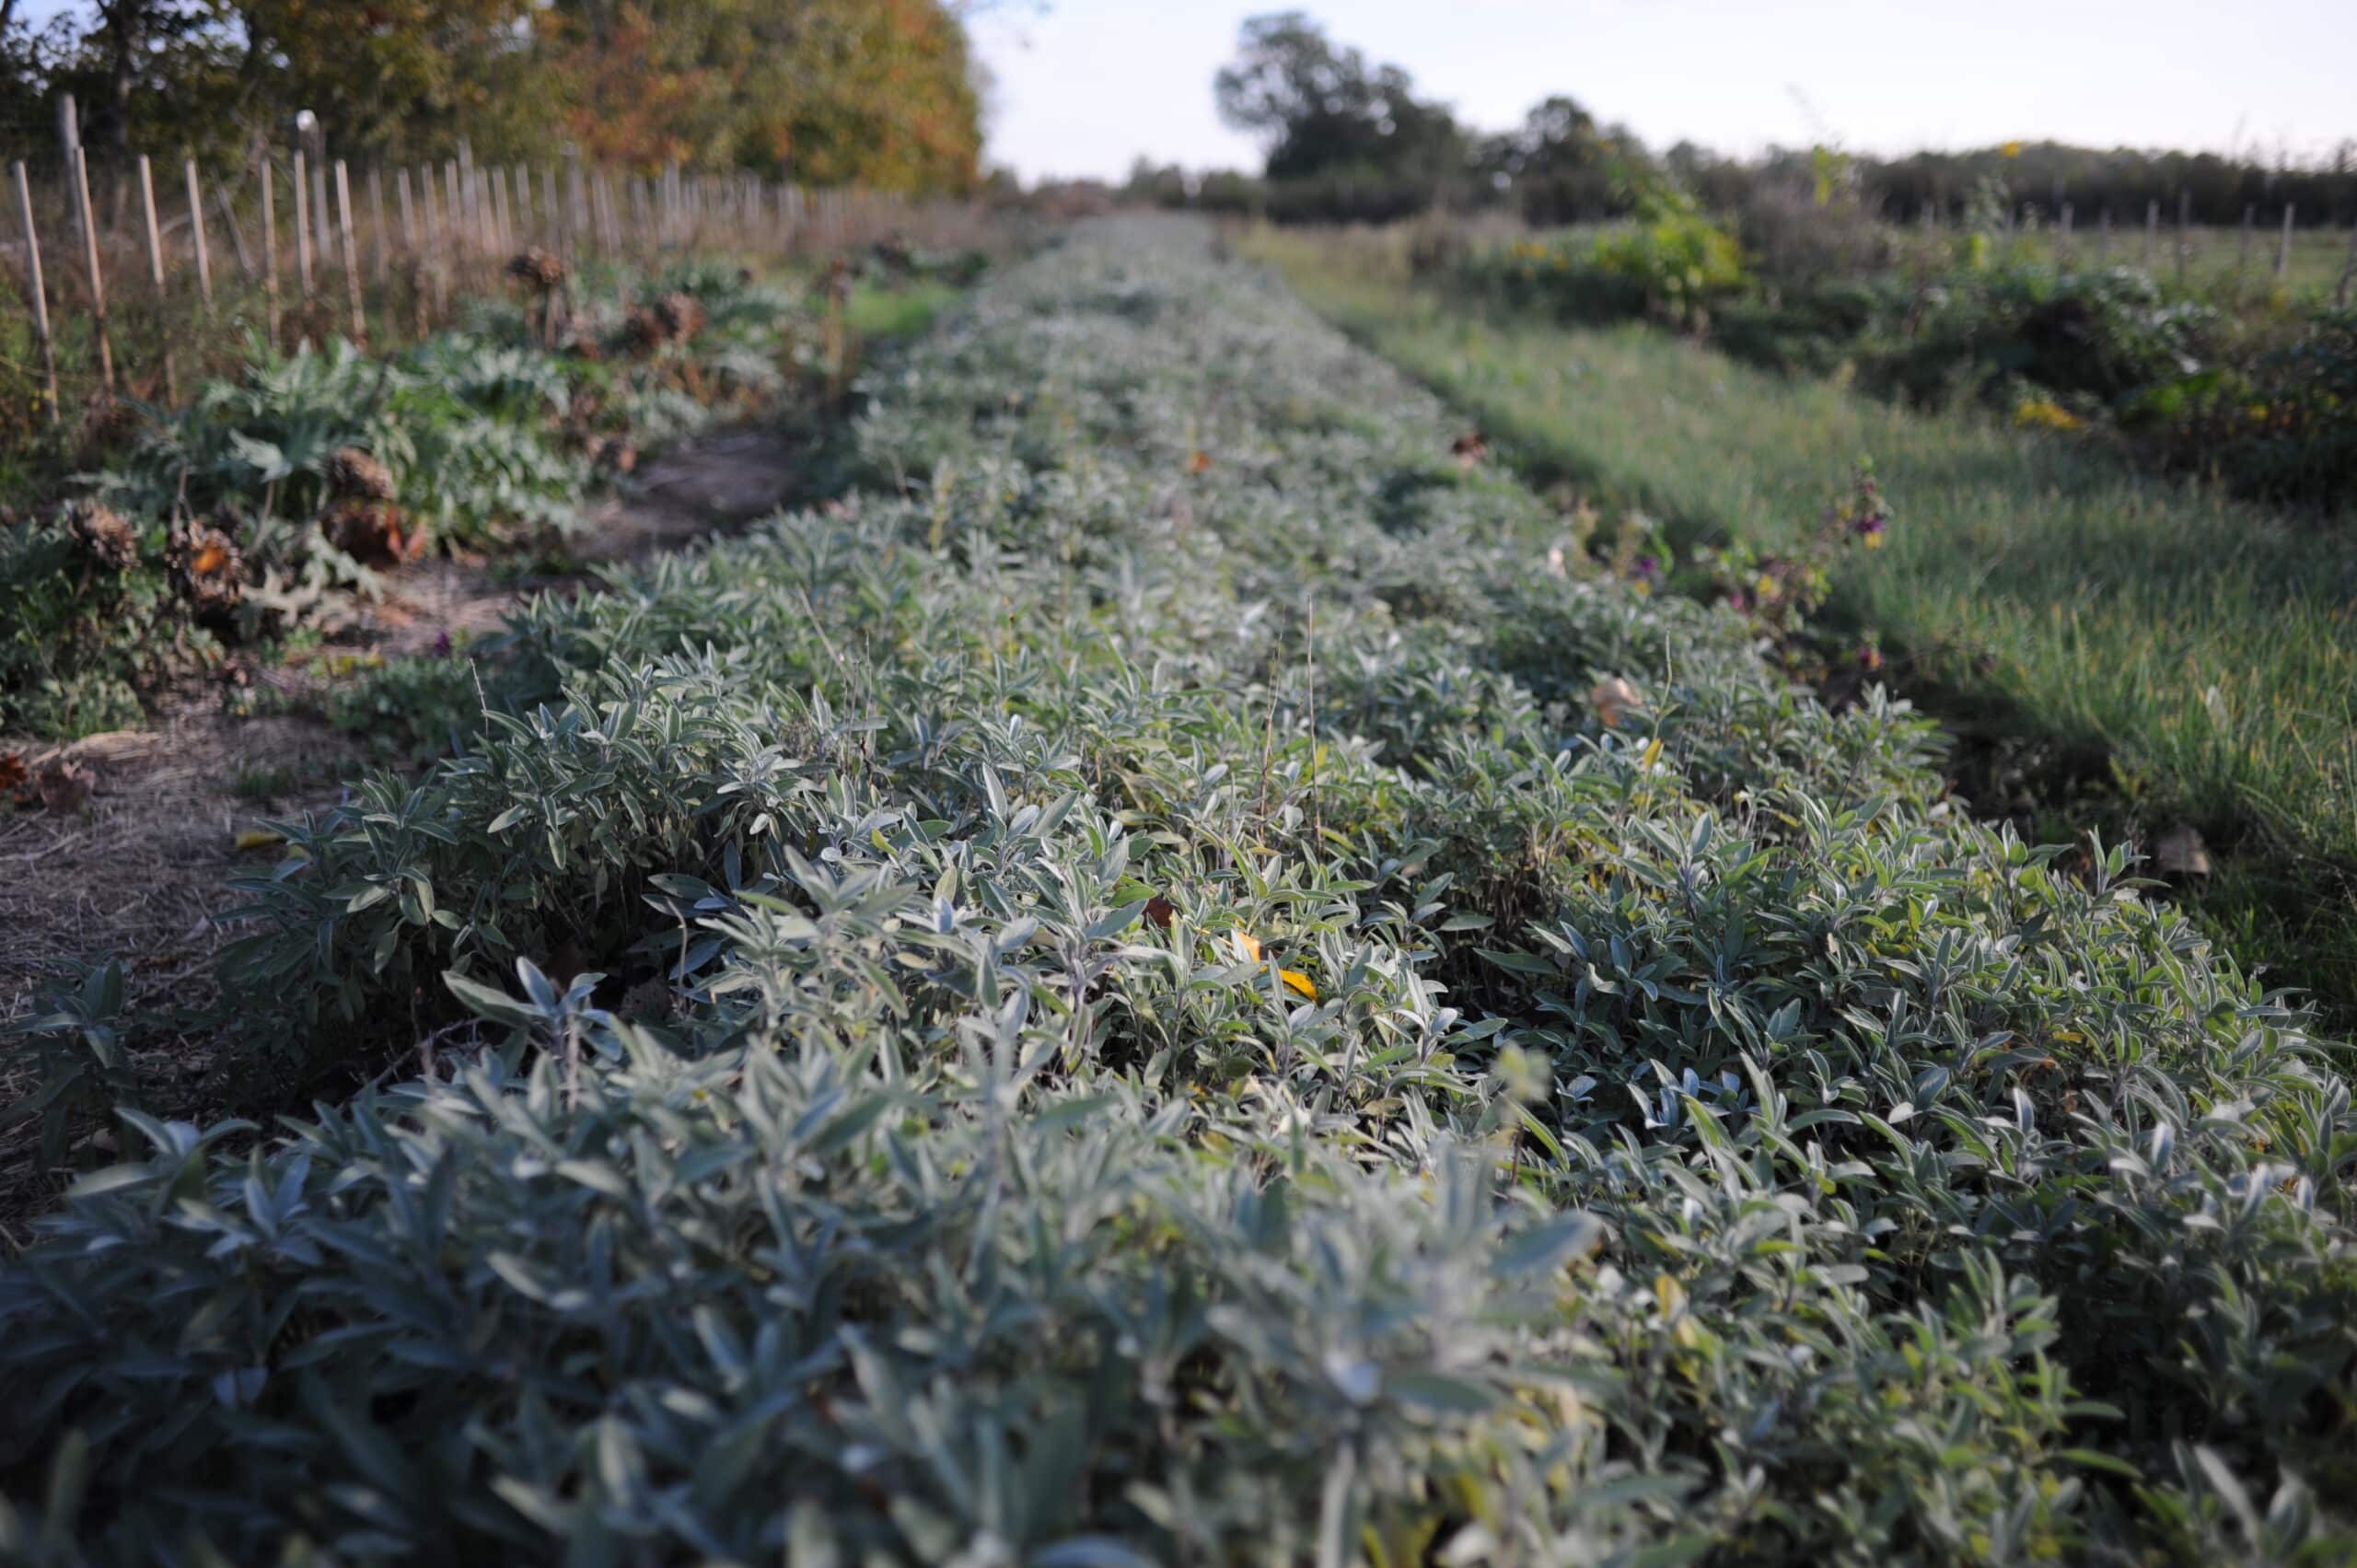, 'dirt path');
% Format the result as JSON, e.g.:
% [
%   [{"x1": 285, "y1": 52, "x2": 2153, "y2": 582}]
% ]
[{"x1": 0, "y1": 423, "x2": 801, "y2": 1216}]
